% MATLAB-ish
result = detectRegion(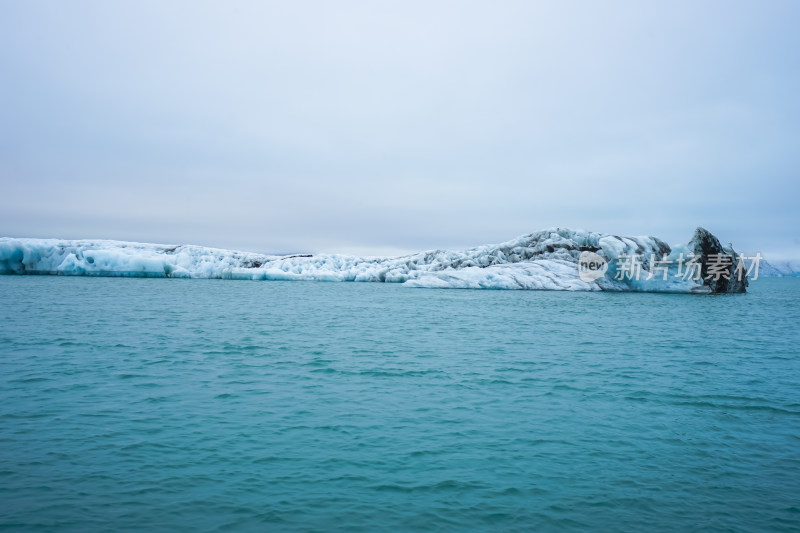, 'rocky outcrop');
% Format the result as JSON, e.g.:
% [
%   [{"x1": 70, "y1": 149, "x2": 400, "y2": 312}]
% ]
[{"x1": 690, "y1": 227, "x2": 748, "y2": 293}]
